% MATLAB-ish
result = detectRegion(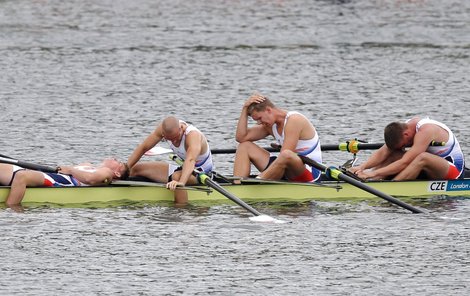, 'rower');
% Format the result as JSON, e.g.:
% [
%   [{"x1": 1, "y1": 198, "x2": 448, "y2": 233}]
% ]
[
  {"x1": 350, "y1": 117, "x2": 465, "y2": 181},
  {"x1": 233, "y1": 93, "x2": 322, "y2": 182}
]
